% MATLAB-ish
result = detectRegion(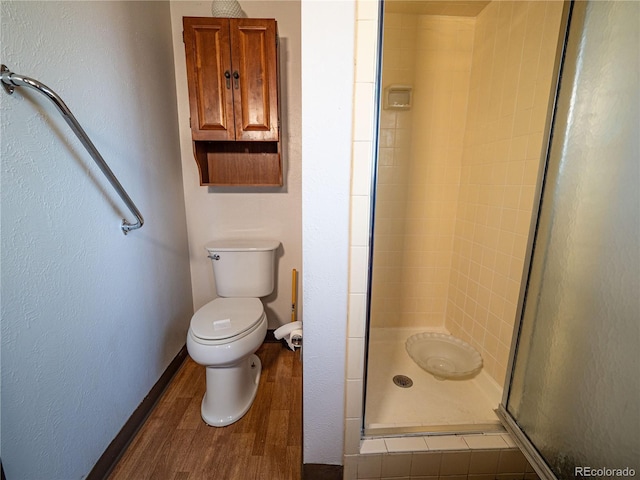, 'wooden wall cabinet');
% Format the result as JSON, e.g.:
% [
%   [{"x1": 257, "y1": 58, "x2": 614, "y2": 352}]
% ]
[{"x1": 183, "y1": 17, "x2": 281, "y2": 186}]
